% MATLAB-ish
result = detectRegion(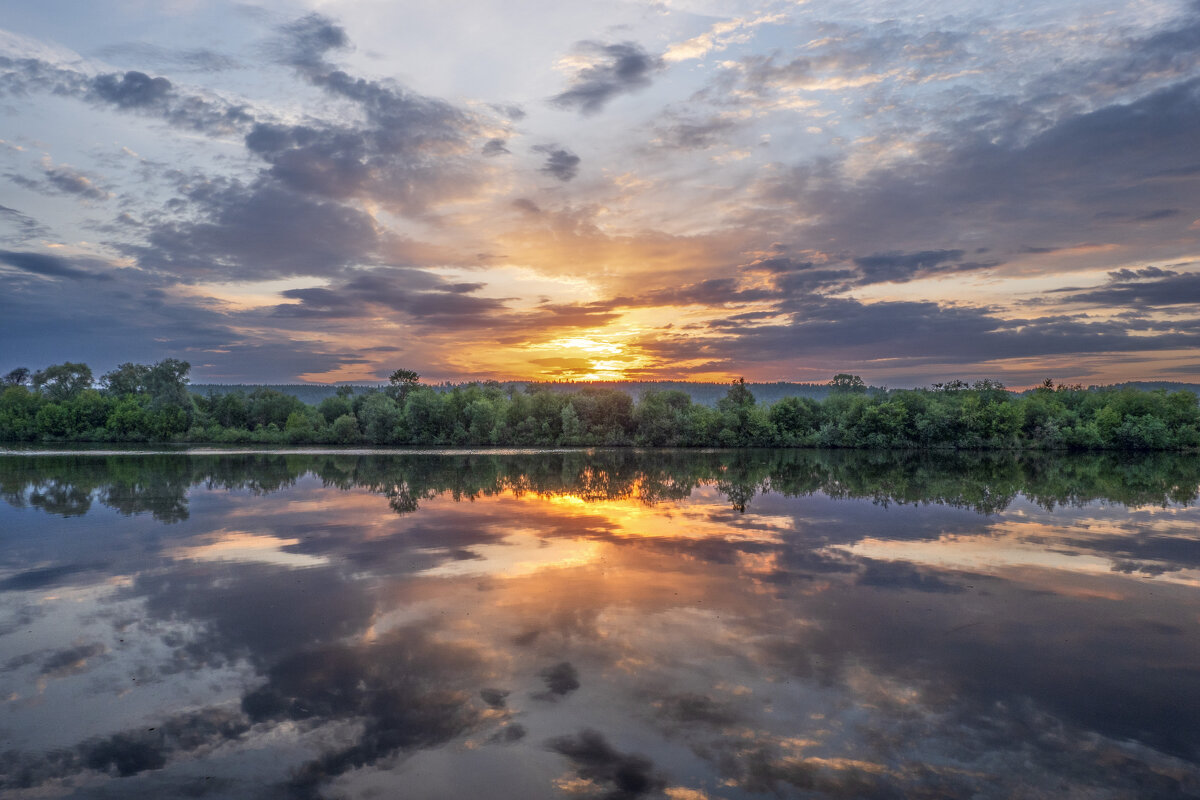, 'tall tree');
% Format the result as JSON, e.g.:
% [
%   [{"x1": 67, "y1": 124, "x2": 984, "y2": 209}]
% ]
[
  {"x1": 386, "y1": 368, "x2": 421, "y2": 402},
  {"x1": 2, "y1": 367, "x2": 30, "y2": 387},
  {"x1": 829, "y1": 373, "x2": 866, "y2": 393},
  {"x1": 101, "y1": 363, "x2": 150, "y2": 396},
  {"x1": 32, "y1": 362, "x2": 93, "y2": 402}
]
